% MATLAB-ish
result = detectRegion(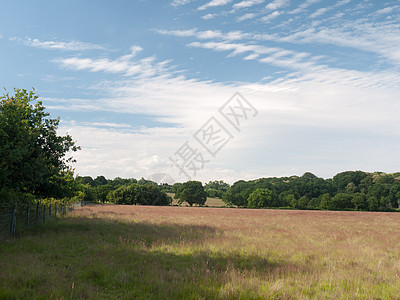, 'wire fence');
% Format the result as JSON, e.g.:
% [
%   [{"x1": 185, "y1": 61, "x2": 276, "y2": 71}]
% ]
[{"x1": 0, "y1": 200, "x2": 88, "y2": 239}]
